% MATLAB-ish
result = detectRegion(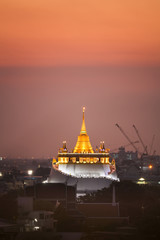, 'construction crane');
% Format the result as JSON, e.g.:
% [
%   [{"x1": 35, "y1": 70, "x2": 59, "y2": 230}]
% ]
[
  {"x1": 115, "y1": 124, "x2": 139, "y2": 153},
  {"x1": 153, "y1": 150, "x2": 156, "y2": 156},
  {"x1": 132, "y1": 124, "x2": 148, "y2": 155},
  {"x1": 149, "y1": 134, "x2": 155, "y2": 155}
]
